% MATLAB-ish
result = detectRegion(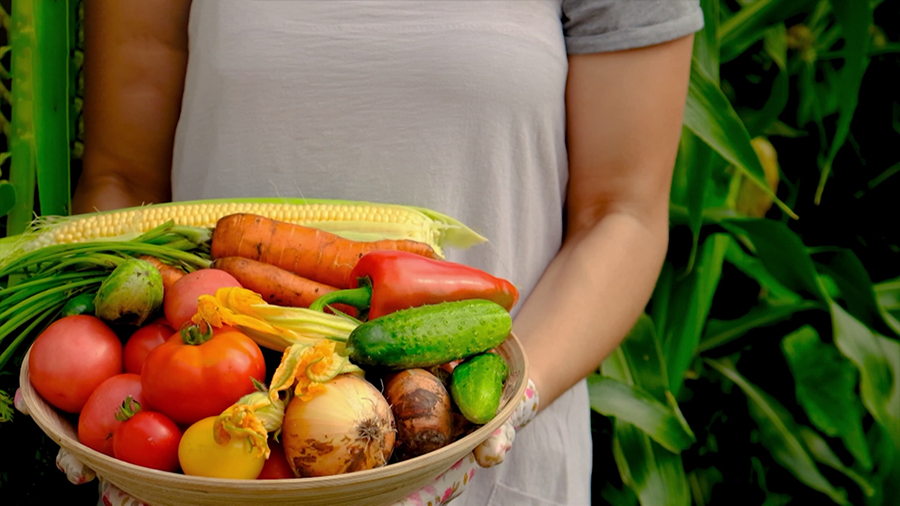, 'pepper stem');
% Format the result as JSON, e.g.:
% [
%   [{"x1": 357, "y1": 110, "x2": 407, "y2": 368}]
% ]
[{"x1": 309, "y1": 283, "x2": 373, "y2": 313}]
